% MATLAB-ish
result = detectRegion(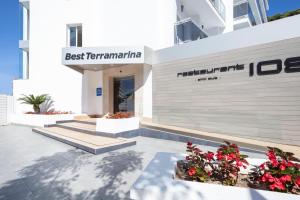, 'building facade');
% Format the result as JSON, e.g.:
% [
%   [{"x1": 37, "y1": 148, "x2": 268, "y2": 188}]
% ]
[
  {"x1": 16, "y1": 0, "x2": 300, "y2": 146},
  {"x1": 17, "y1": 0, "x2": 238, "y2": 117}
]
